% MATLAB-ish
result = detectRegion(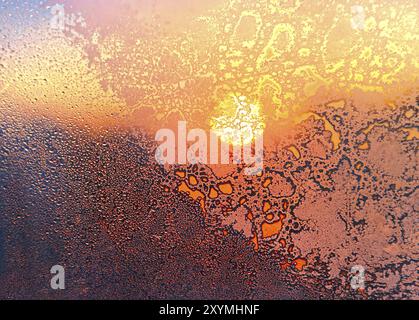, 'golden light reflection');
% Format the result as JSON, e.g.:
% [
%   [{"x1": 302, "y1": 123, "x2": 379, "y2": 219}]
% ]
[{"x1": 0, "y1": 0, "x2": 417, "y2": 134}]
